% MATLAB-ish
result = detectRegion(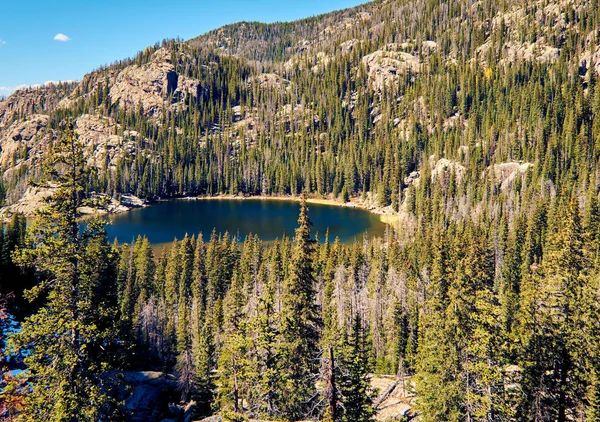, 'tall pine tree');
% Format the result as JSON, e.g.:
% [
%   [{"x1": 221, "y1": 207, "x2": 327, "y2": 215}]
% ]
[{"x1": 8, "y1": 124, "x2": 121, "y2": 421}]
